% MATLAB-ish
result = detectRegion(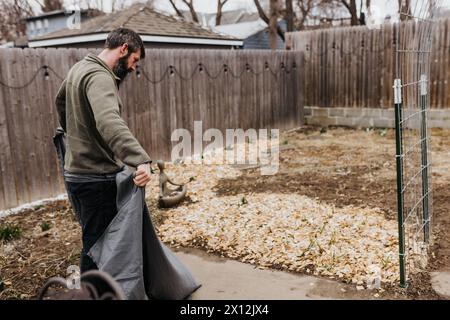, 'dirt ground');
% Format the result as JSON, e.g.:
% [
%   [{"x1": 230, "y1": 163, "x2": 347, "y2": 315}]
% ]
[
  {"x1": 1, "y1": 126, "x2": 449, "y2": 299},
  {"x1": 216, "y1": 126, "x2": 450, "y2": 299}
]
